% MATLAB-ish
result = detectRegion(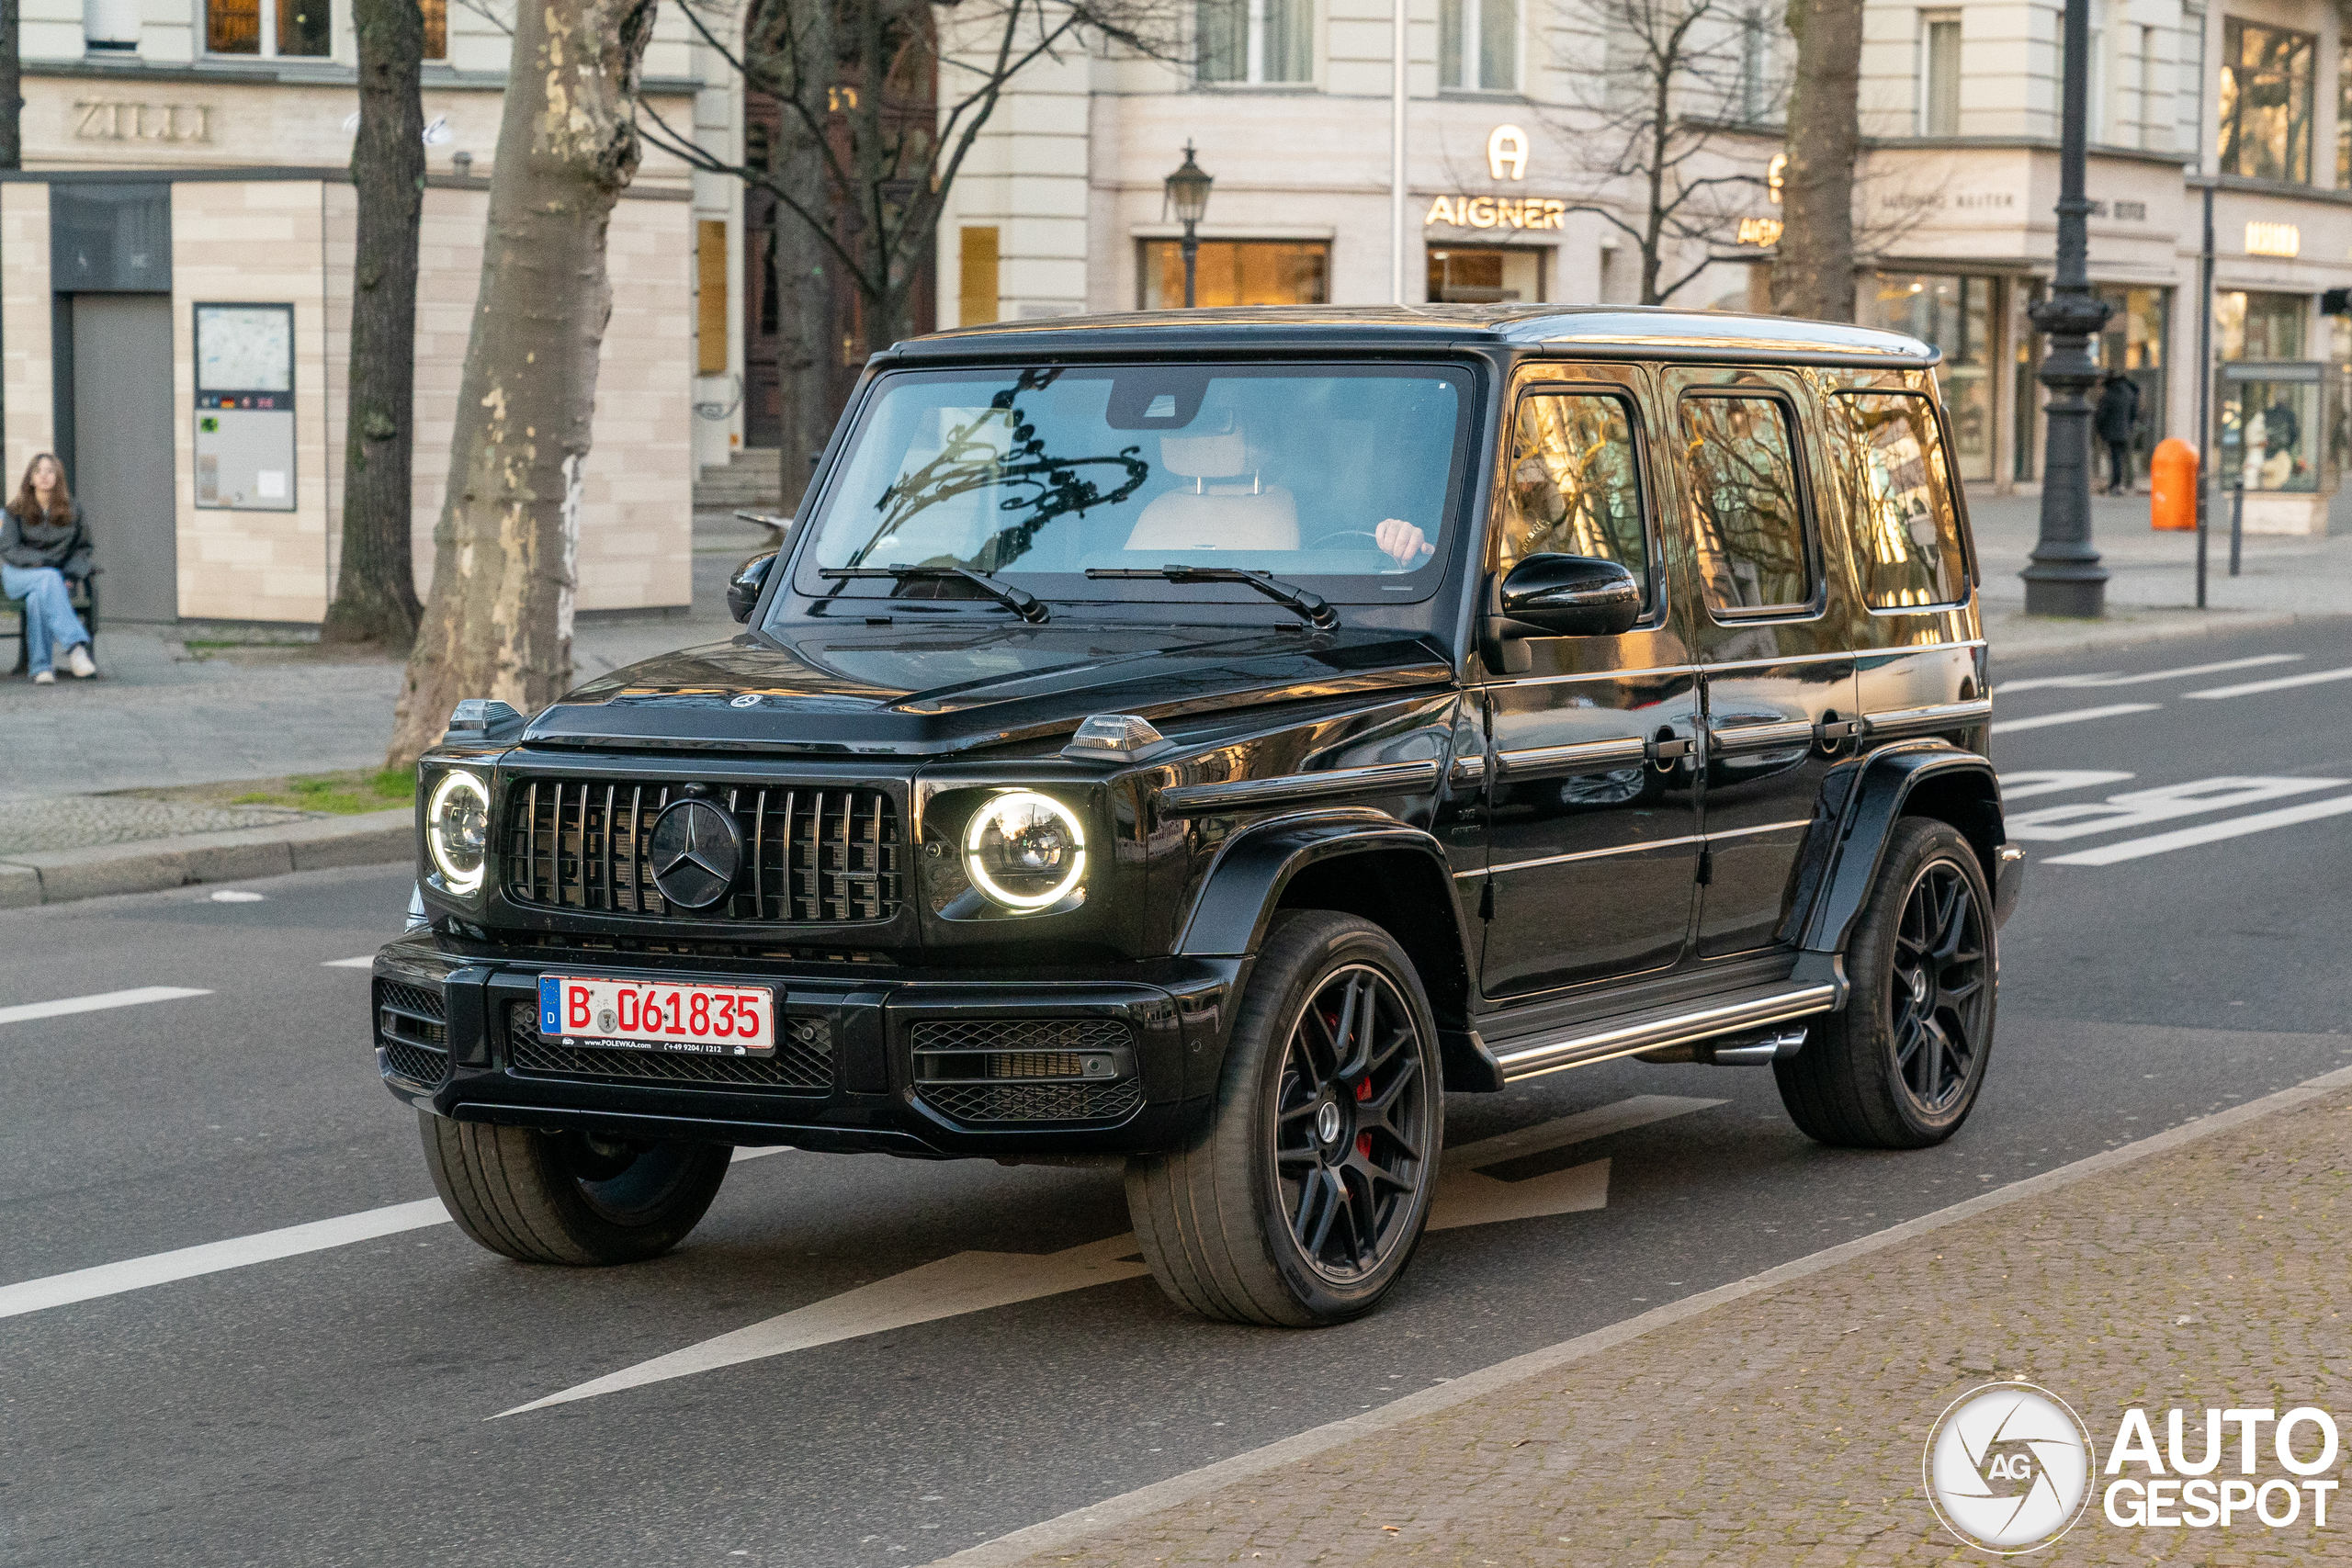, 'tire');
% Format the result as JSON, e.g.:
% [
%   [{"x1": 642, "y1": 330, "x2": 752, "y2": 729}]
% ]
[
  {"x1": 420, "y1": 1112, "x2": 731, "y2": 1265},
  {"x1": 1125, "y1": 910, "x2": 1443, "y2": 1326},
  {"x1": 1774, "y1": 818, "x2": 1997, "y2": 1149}
]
